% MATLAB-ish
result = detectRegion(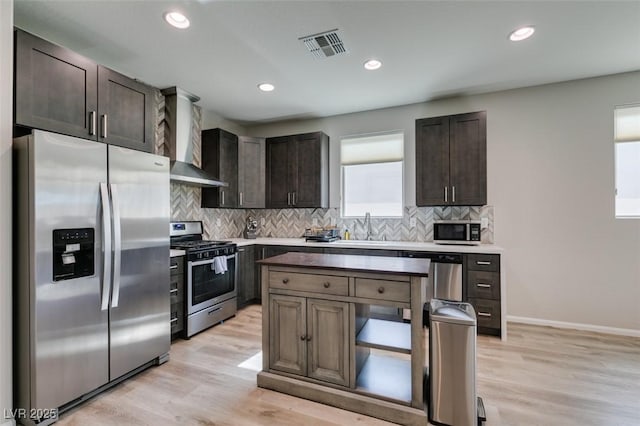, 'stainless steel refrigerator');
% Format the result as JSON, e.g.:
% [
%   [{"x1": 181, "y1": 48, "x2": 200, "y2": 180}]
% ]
[{"x1": 14, "y1": 130, "x2": 170, "y2": 425}]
